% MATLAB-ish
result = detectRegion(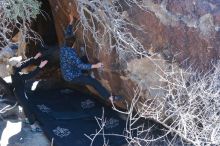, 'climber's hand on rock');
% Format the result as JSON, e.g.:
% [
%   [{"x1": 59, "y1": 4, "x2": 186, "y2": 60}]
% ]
[
  {"x1": 69, "y1": 13, "x2": 74, "y2": 25},
  {"x1": 92, "y1": 62, "x2": 103, "y2": 69}
]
